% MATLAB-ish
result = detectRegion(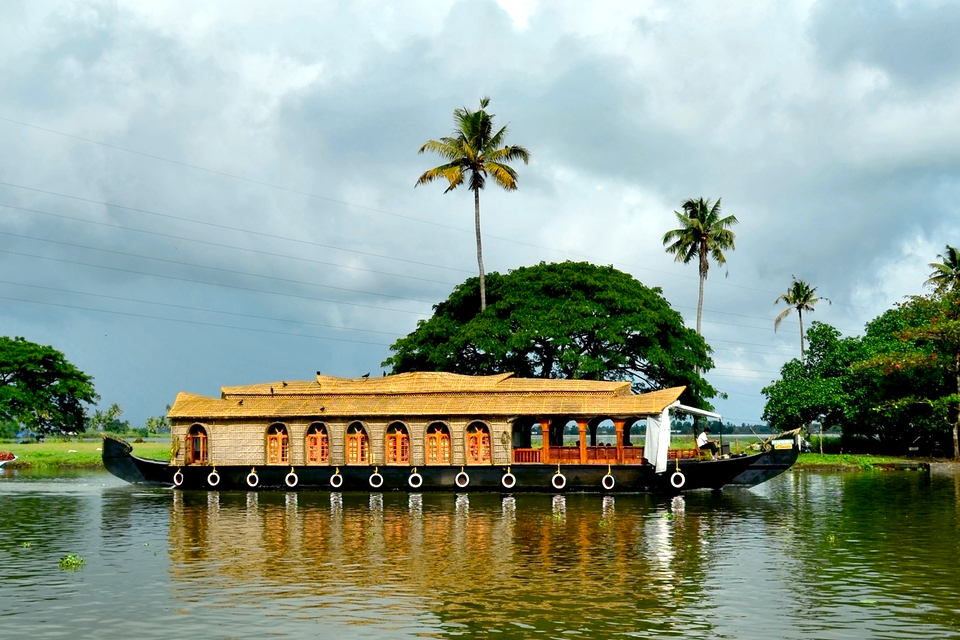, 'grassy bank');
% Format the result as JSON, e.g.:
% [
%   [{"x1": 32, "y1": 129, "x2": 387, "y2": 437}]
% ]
[
  {"x1": 1, "y1": 440, "x2": 170, "y2": 469},
  {"x1": 795, "y1": 452, "x2": 922, "y2": 469}
]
